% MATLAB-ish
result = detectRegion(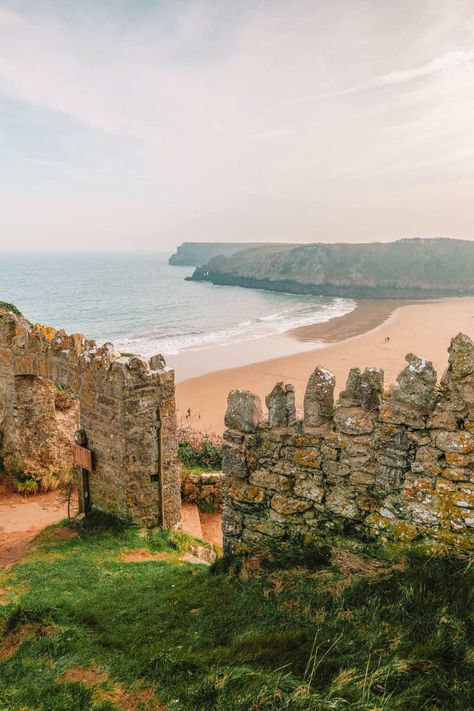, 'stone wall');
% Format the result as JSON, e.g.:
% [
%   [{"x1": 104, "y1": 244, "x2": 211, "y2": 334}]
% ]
[
  {"x1": 182, "y1": 471, "x2": 224, "y2": 512},
  {"x1": 12, "y1": 374, "x2": 80, "y2": 486},
  {"x1": 0, "y1": 307, "x2": 180, "y2": 528},
  {"x1": 222, "y1": 334, "x2": 474, "y2": 556}
]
